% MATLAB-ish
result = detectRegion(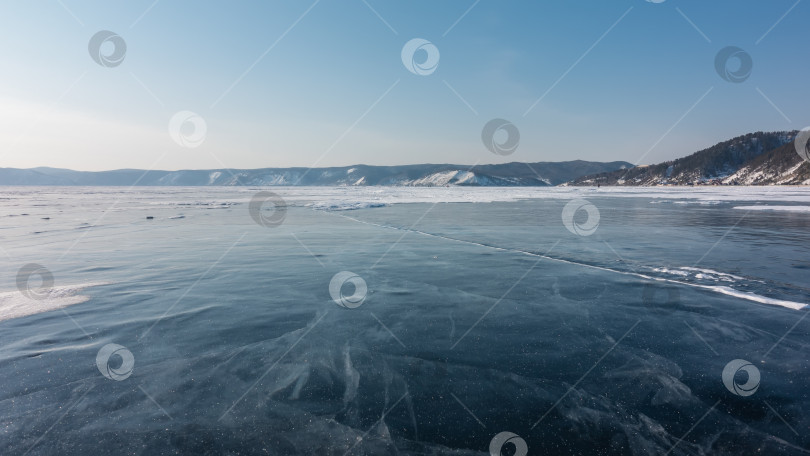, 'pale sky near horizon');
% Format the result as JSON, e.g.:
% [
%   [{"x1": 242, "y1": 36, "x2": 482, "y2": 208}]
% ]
[{"x1": 0, "y1": 0, "x2": 807, "y2": 171}]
